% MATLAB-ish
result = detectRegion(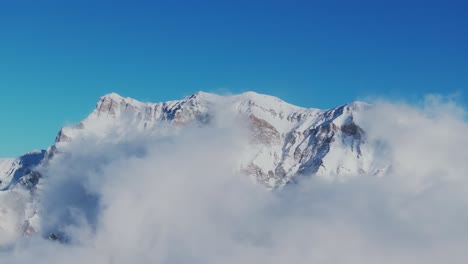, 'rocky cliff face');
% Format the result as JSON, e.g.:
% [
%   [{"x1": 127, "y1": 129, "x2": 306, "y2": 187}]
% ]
[
  {"x1": 0, "y1": 151, "x2": 46, "y2": 191},
  {"x1": 0, "y1": 91, "x2": 388, "y2": 239},
  {"x1": 48, "y1": 91, "x2": 382, "y2": 188},
  {"x1": 1, "y1": 91, "x2": 386, "y2": 190}
]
